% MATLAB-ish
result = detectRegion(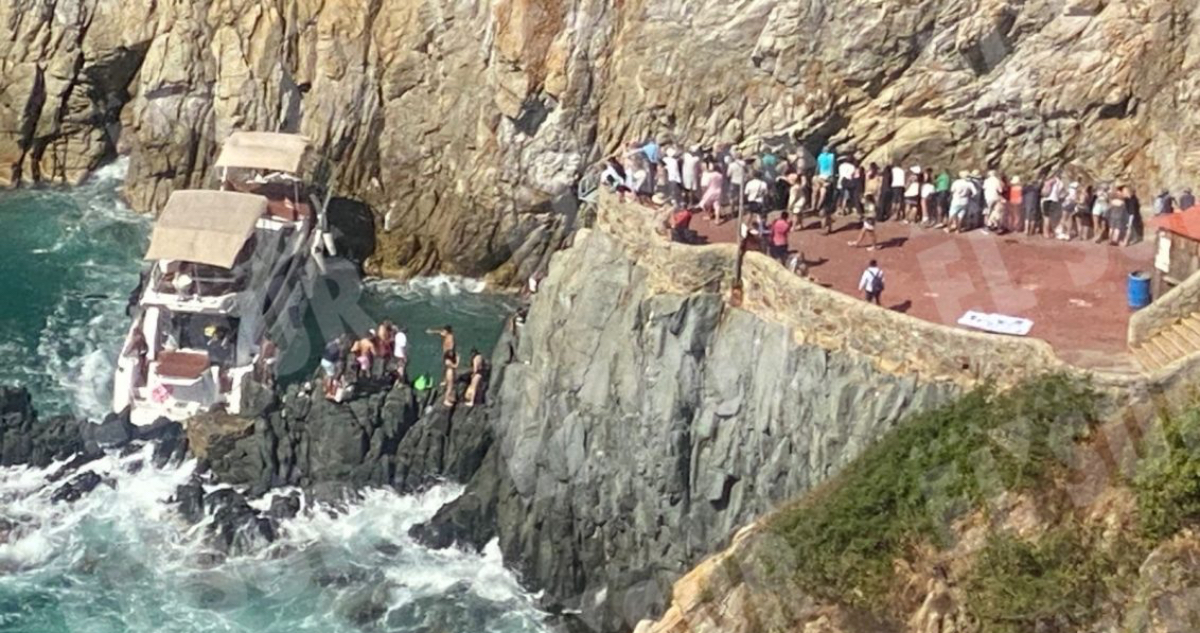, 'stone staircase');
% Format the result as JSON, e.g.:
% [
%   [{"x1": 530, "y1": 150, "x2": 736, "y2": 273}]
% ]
[{"x1": 1132, "y1": 313, "x2": 1200, "y2": 372}]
